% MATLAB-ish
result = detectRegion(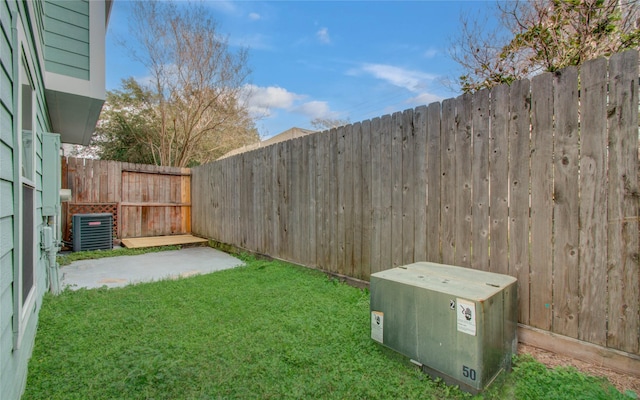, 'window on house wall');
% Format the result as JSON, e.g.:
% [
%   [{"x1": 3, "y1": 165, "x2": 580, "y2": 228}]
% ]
[
  {"x1": 19, "y1": 52, "x2": 35, "y2": 315},
  {"x1": 22, "y1": 184, "x2": 34, "y2": 304},
  {"x1": 12, "y1": 17, "x2": 38, "y2": 350},
  {"x1": 21, "y1": 80, "x2": 34, "y2": 181}
]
